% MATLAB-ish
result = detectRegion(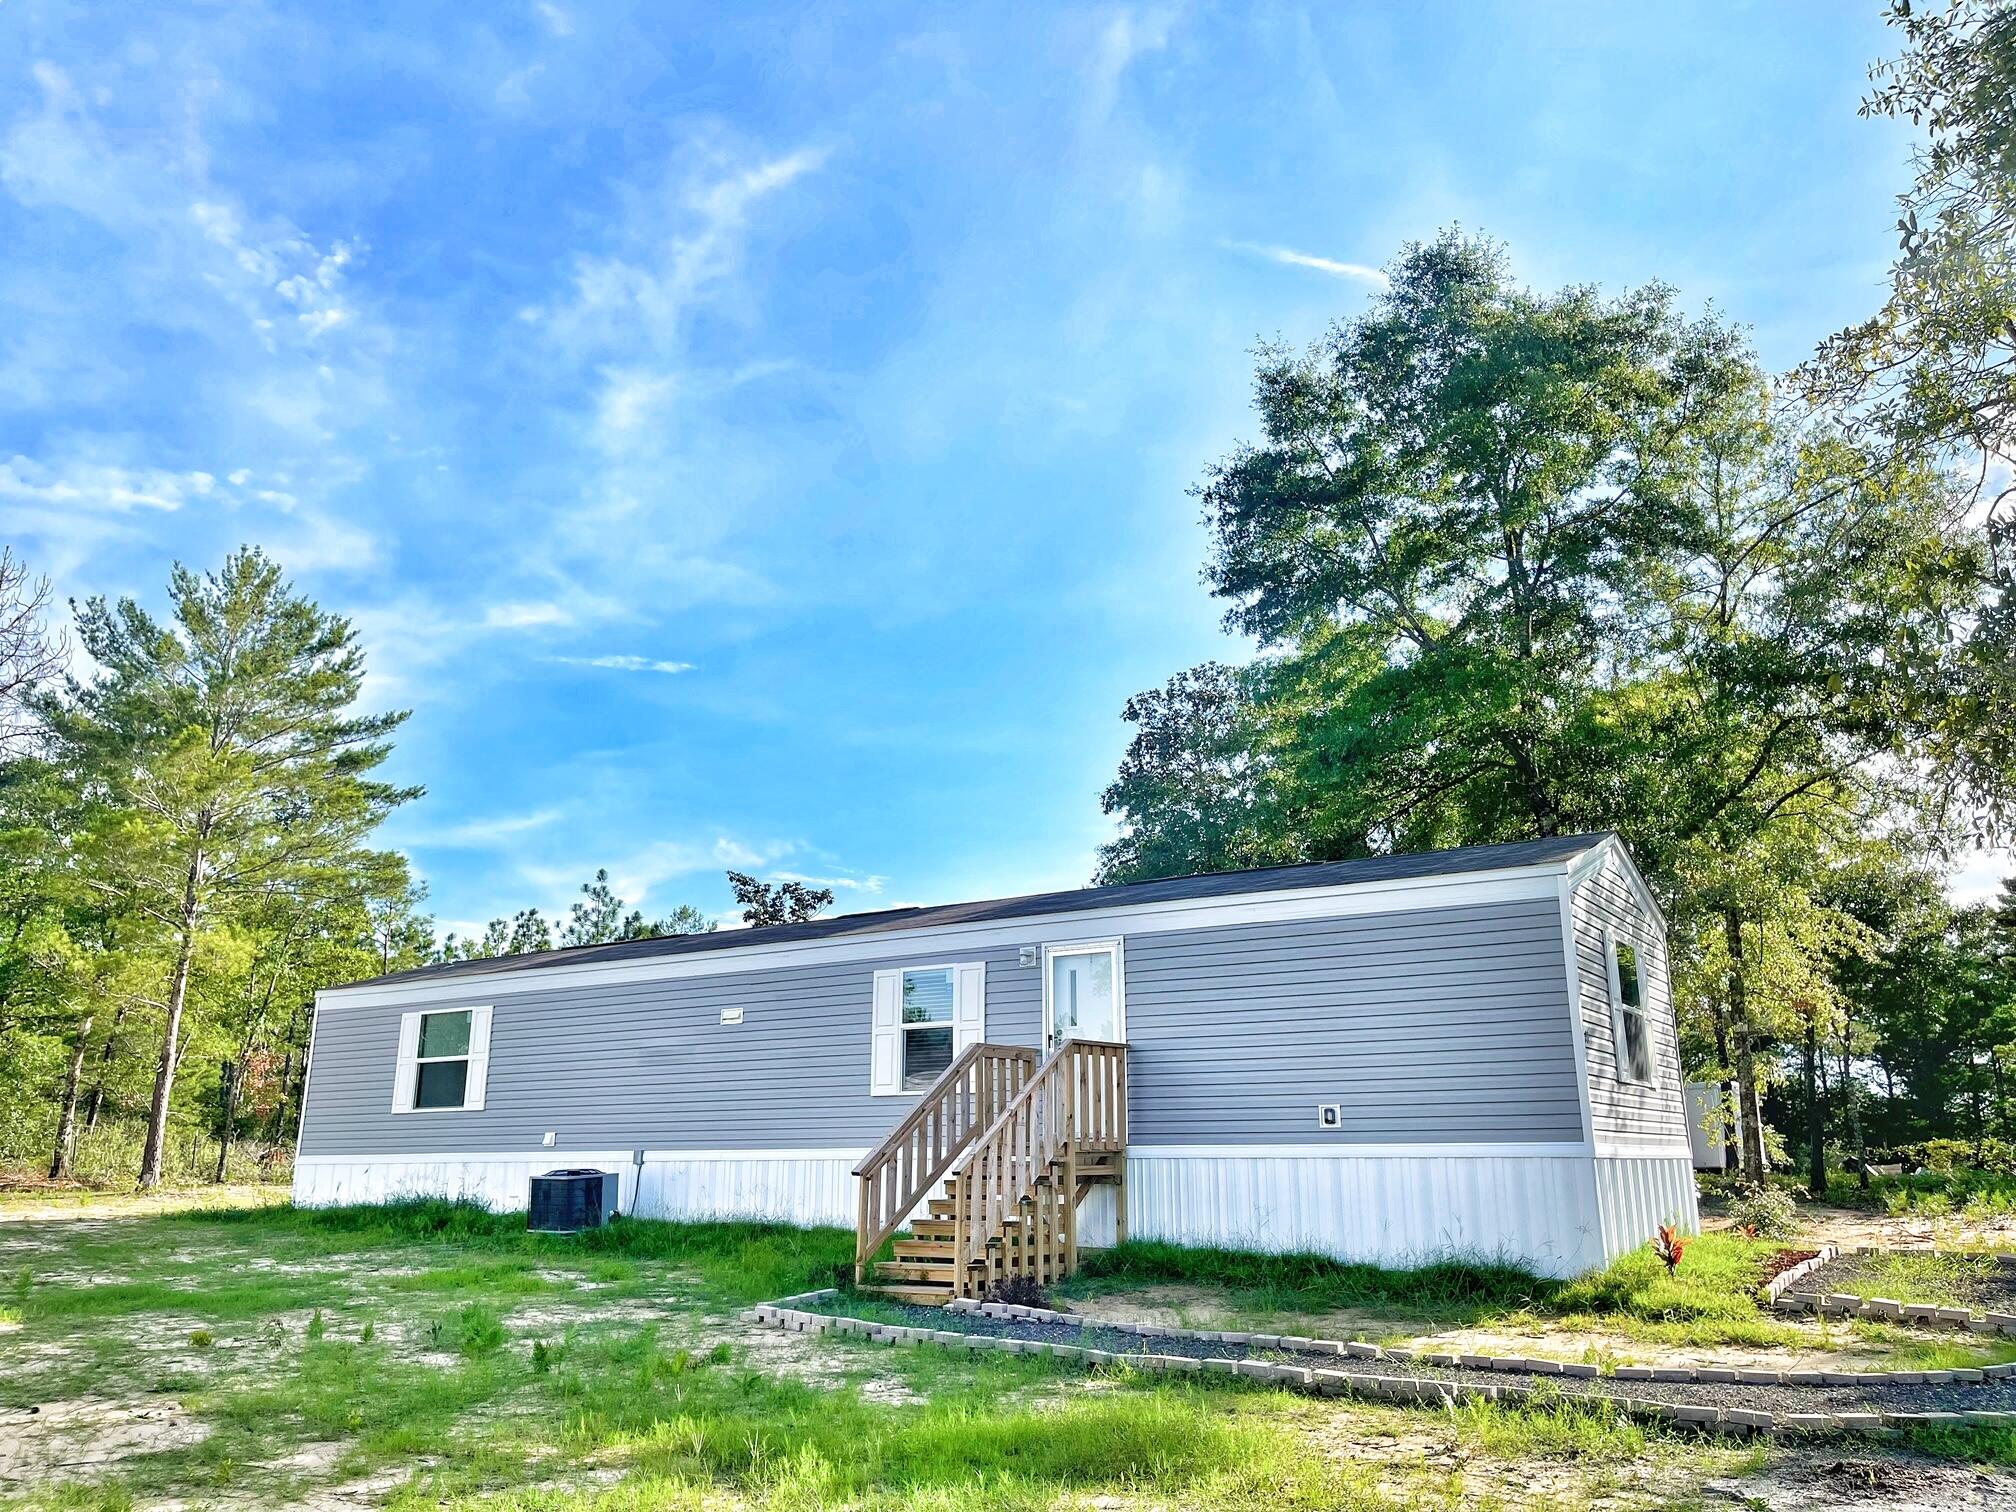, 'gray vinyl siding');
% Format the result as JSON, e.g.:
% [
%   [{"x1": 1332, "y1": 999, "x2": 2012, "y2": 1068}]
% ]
[
  {"x1": 1570, "y1": 850, "x2": 1688, "y2": 1145},
  {"x1": 300, "y1": 894, "x2": 1589, "y2": 1158},
  {"x1": 1123, "y1": 899, "x2": 1583, "y2": 1145},
  {"x1": 299, "y1": 943, "x2": 1039, "y2": 1157}
]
